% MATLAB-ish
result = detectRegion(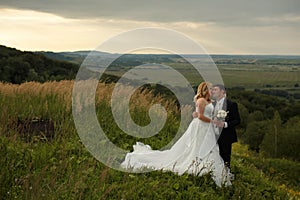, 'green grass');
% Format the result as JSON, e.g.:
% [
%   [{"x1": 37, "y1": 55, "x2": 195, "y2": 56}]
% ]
[{"x1": 0, "y1": 82, "x2": 299, "y2": 199}]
